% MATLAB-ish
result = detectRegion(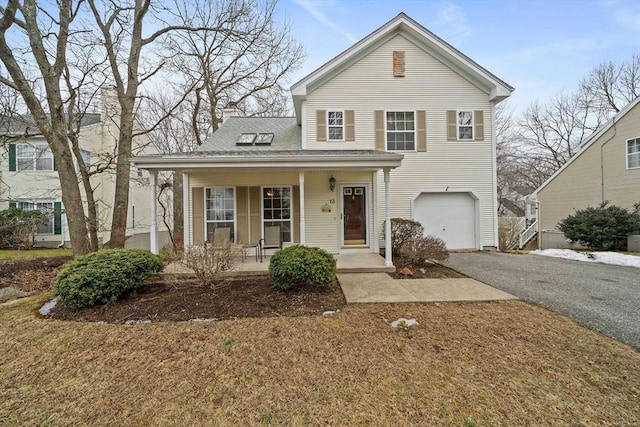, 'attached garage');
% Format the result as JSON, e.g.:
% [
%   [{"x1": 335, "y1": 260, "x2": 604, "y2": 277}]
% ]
[{"x1": 412, "y1": 192, "x2": 479, "y2": 250}]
